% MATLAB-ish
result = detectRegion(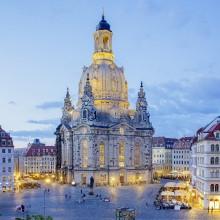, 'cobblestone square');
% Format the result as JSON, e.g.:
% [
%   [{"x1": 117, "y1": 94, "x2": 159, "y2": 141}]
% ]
[{"x1": 0, "y1": 181, "x2": 220, "y2": 220}]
